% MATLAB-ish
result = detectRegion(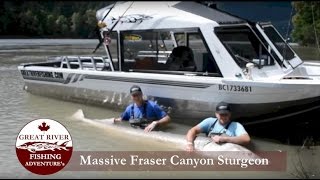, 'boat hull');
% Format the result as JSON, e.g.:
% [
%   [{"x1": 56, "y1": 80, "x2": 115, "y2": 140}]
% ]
[{"x1": 21, "y1": 70, "x2": 320, "y2": 126}]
